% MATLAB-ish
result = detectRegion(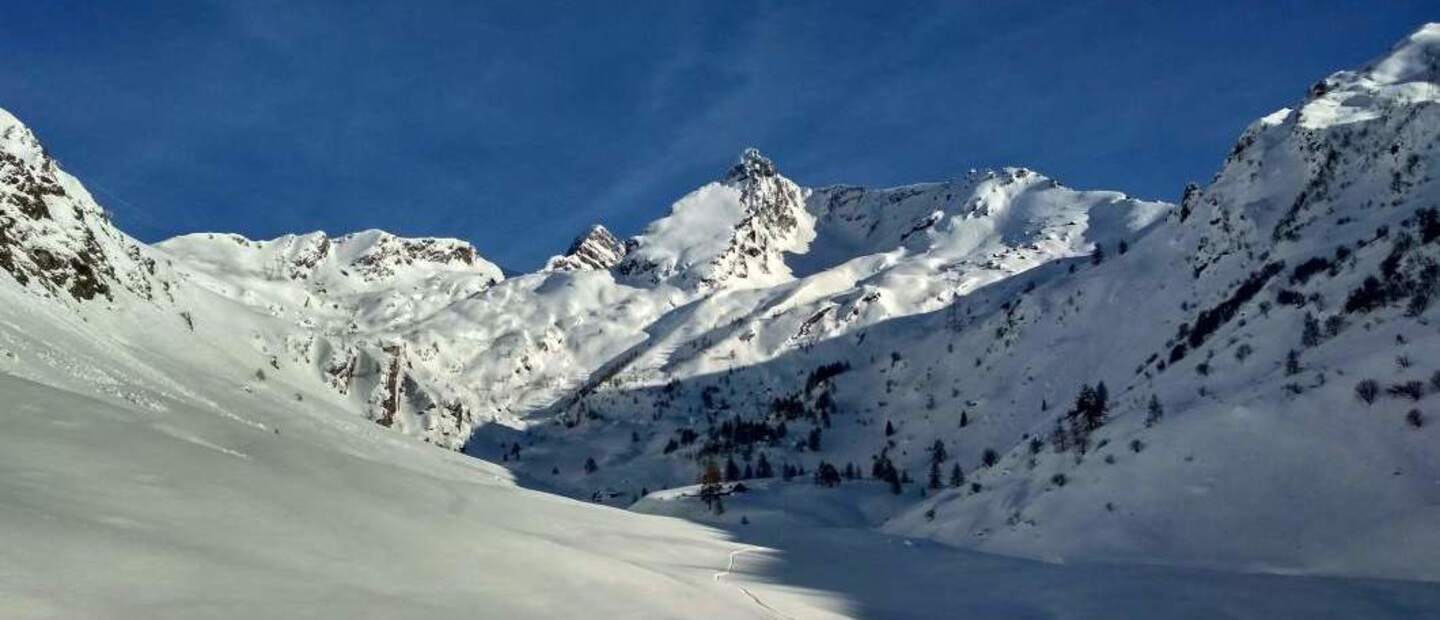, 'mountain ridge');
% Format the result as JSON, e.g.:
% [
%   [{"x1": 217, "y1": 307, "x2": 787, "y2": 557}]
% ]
[{"x1": 1, "y1": 23, "x2": 1438, "y2": 586}]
